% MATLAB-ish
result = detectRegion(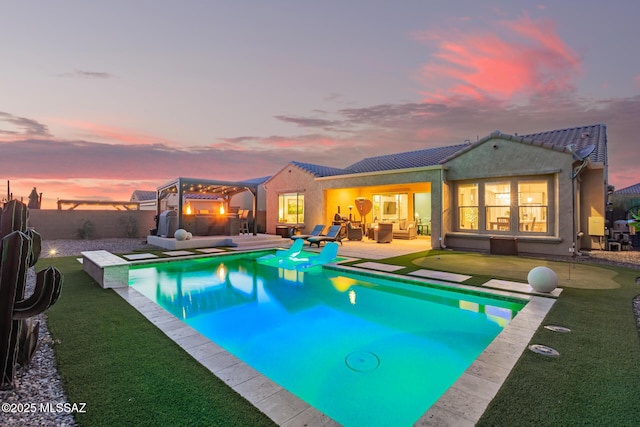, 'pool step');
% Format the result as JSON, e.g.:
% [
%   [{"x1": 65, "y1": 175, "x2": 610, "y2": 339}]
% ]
[{"x1": 229, "y1": 235, "x2": 293, "y2": 250}]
